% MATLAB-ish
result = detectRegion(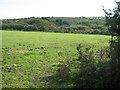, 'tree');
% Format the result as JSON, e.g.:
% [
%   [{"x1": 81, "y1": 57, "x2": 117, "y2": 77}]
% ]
[{"x1": 104, "y1": 1, "x2": 120, "y2": 88}]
